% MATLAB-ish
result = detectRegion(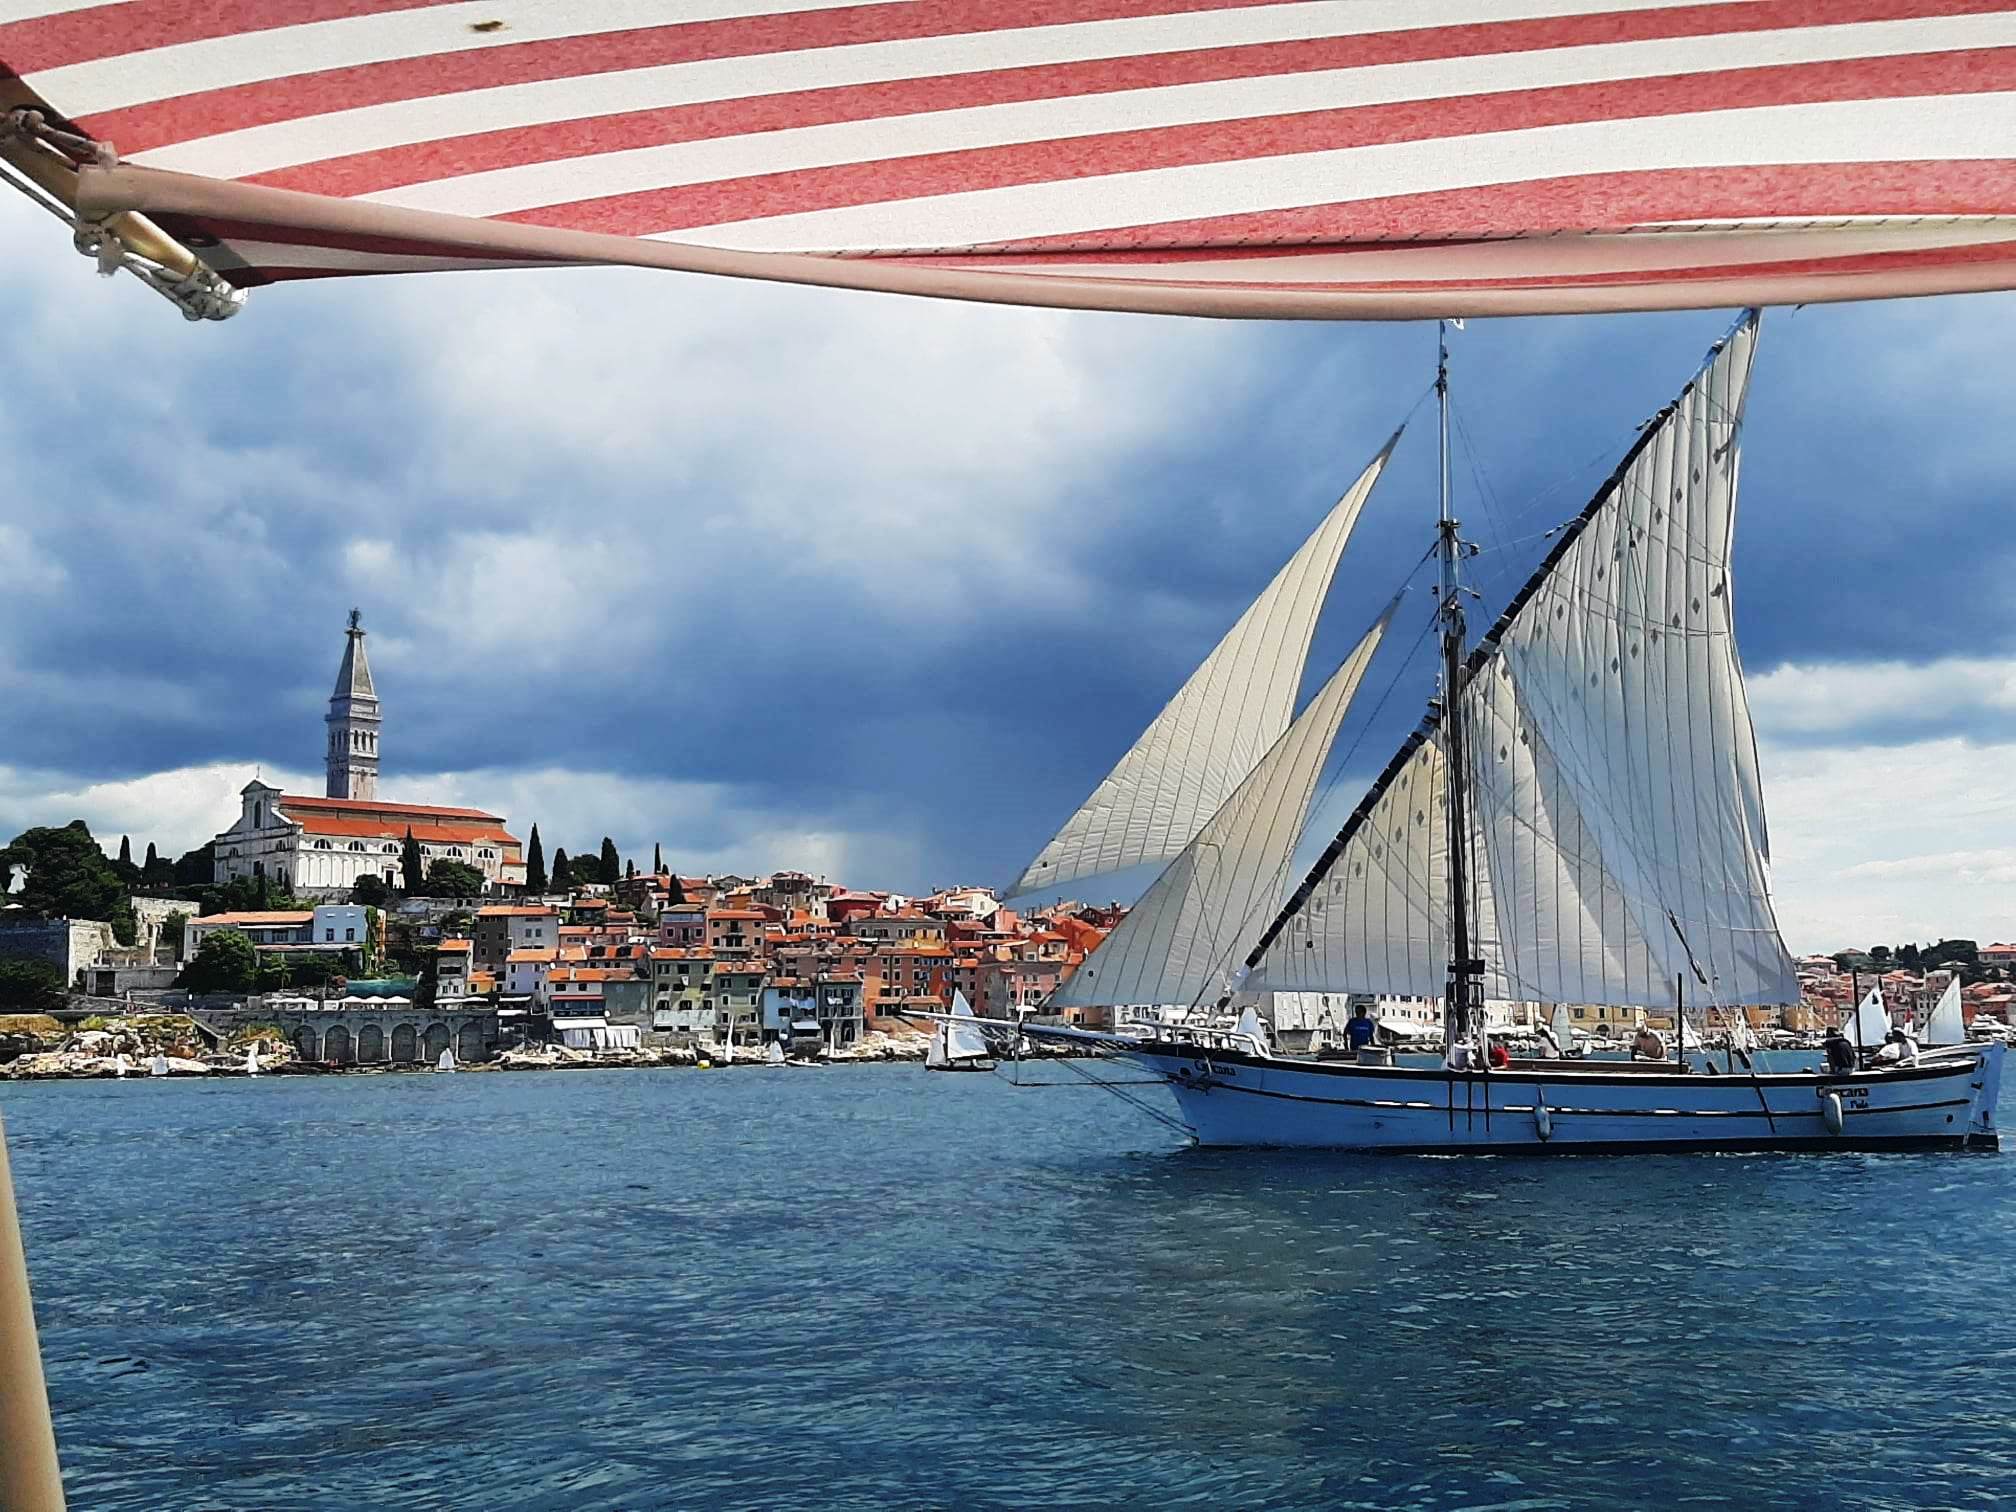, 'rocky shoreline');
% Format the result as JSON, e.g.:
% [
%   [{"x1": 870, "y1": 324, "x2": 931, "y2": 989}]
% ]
[{"x1": 0, "y1": 1016, "x2": 1080, "y2": 1081}]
